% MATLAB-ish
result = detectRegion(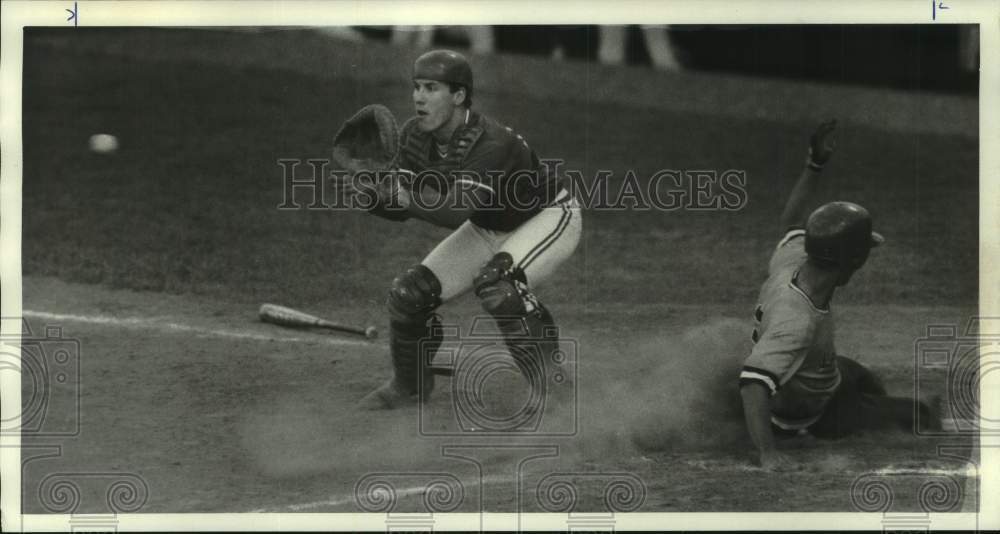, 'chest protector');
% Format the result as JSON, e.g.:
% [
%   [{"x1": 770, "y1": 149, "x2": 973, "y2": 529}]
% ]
[{"x1": 399, "y1": 114, "x2": 485, "y2": 189}]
